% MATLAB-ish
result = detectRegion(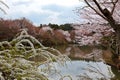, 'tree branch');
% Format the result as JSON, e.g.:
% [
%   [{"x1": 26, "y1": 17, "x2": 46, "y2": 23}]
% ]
[
  {"x1": 84, "y1": 0, "x2": 107, "y2": 20},
  {"x1": 93, "y1": 0, "x2": 104, "y2": 14},
  {"x1": 111, "y1": 0, "x2": 118, "y2": 15}
]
